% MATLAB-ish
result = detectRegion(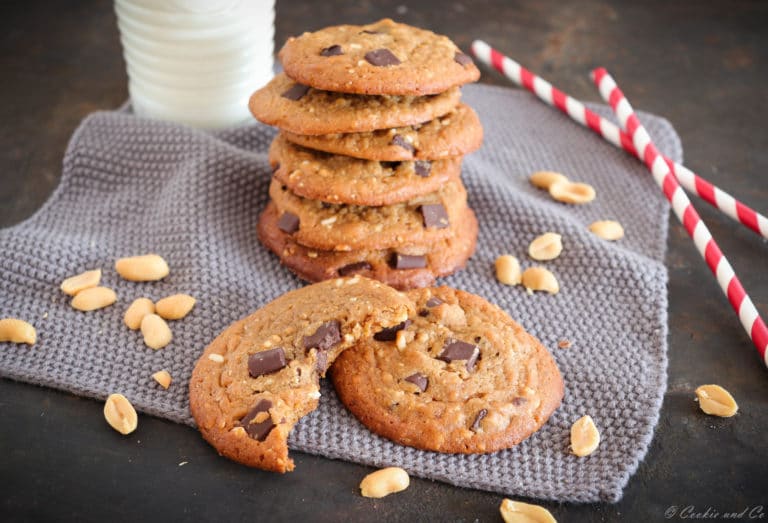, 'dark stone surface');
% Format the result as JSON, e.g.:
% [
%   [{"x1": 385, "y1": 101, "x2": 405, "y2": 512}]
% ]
[{"x1": 1, "y1": 1, "x2": 766, "y2": 521}]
